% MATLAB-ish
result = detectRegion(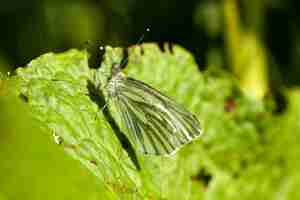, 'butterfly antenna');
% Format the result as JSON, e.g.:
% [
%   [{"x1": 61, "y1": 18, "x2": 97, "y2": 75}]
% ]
[
  {"x1": 136, "y1": 27, "x2": 150, "y2": 46},
  {"x1": 119, "y1": 27, "x2": 150, "y2": 68}
]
